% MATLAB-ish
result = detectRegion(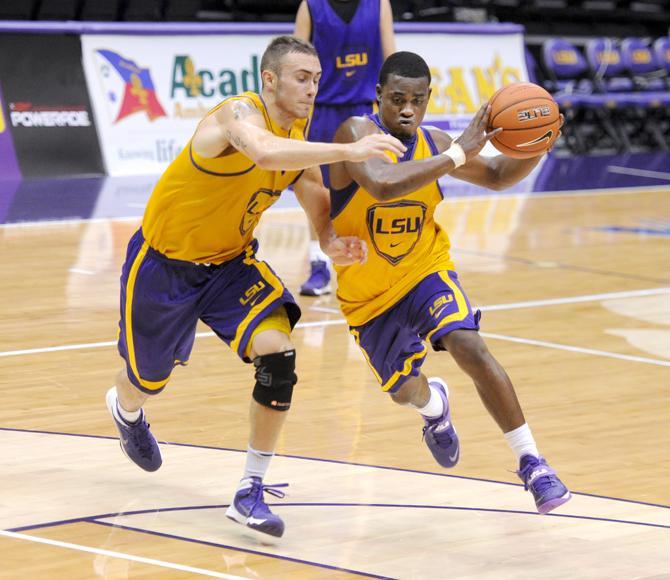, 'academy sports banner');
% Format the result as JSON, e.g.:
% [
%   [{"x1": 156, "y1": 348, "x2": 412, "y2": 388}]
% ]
[
  {"x1": 81, "y1": 24, "x2": 526, "y2": 176},
  {"x1": 81, "y1": 34, "x2": 264, "y2": 176}
]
